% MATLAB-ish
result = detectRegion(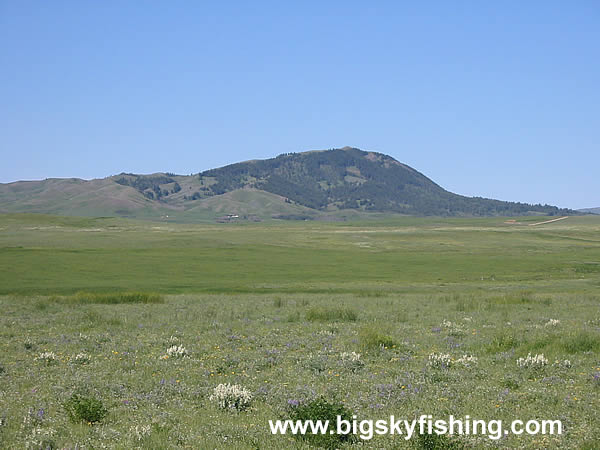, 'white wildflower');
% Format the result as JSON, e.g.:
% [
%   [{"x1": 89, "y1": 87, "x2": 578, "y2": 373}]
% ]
[
  {"x1": 130, "y1": 424, "x2": 152, "y2": 441},
  {"x1": 163, "y1": 345, "x2": 188, "y2": 359},
  {"x1": 553, "y1": 359, "x2": 572, "y2": 368},
  {"x1": 340, "y1": 351, "x2": 361, "y2": 362},
  {"x1": 25, "y1": 427, "x2": 56, "y2": 449},
  {"x1": 456, "y1": 354, "x2": 478, "y2": 367},
  {"x1": 340, "y1": 351, "x2": 364, "y2": 371},
  {"x1": 517, "y1": 353, "x2": 548, "y2": 368},
  {"x1": 35, "y1": 352, "x2": 57, "y2": 363},
  {"x1": 209, "y1": 383, "x2": 252, "y2": 411},
  {"x1": 72, "y1": 353, "x2": 91, "y2": 364},
  {"x1": 544, "y1": 319, "x2": 560, "y2": 327},
  {"x1": 441, "y1": 319, "x2": 465, "y2": 336},
  {"x1": 317, "y1": 329, "x2": 336, "y2": 336},
  {"x1": 428, "y1": 352, "x2": 452, "y2": 369}
]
